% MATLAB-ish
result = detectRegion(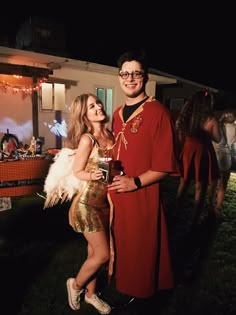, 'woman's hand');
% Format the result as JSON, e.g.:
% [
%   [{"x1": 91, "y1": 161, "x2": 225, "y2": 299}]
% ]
[{"x1": 90, "y1": 169, "x2": 104, "y2": 181}]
